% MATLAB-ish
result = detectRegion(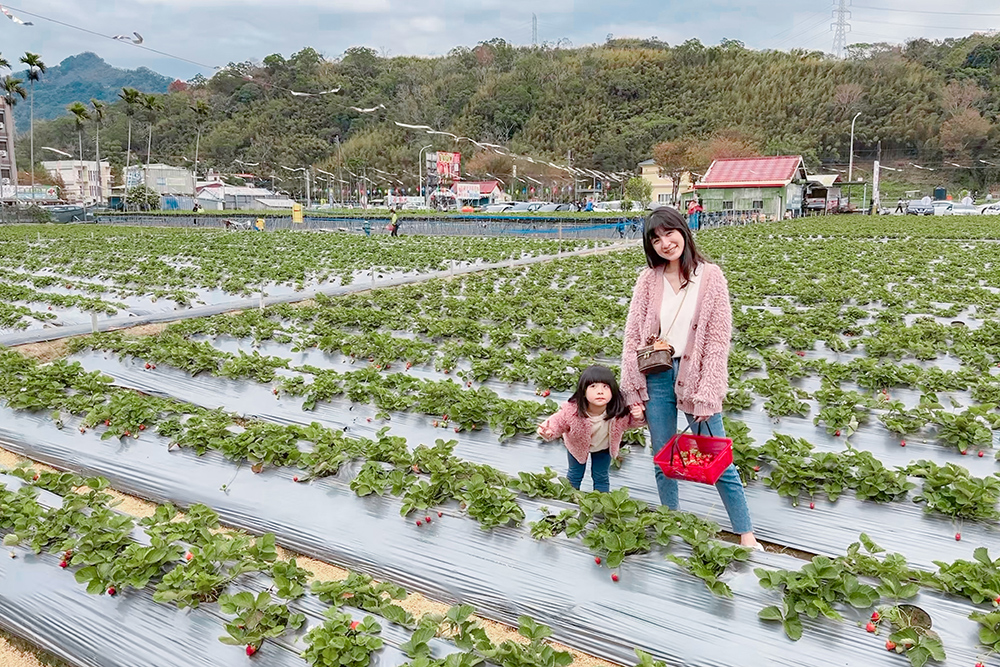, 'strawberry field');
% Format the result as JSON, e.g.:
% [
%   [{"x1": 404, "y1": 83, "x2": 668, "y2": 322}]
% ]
[{"x1": 3, "y1": 217, "x2": 1000, "y2": 666}]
